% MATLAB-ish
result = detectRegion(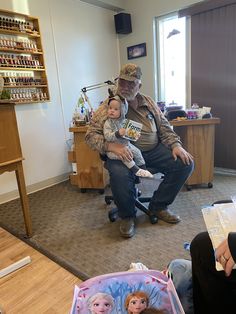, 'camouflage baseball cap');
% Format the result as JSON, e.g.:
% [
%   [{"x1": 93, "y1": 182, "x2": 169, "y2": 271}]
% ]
[{"x1": 119, "y1": 63, "x2": 142, "y2": 81}]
